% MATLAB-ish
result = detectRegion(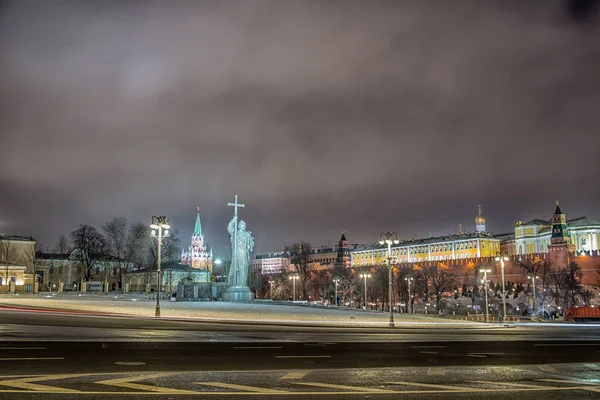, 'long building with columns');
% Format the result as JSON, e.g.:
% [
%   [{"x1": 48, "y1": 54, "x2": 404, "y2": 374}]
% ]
[{"x1": 351, "y1": 206, "x2": 501, "y2": 266}]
